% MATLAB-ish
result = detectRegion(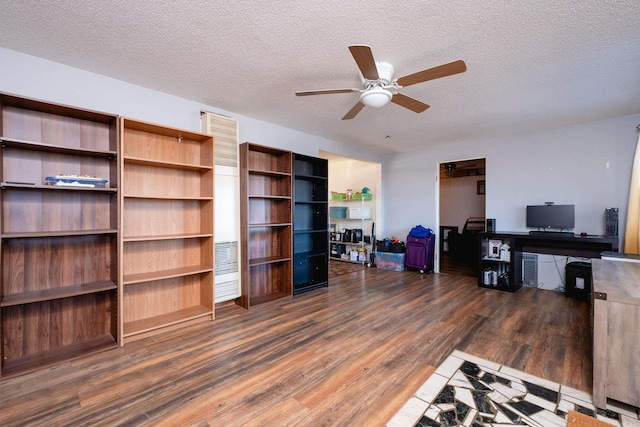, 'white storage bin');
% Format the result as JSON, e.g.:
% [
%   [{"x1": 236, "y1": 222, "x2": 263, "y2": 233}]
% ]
[{"x1": 348, "y1": 207, "x2": 371, "y2": 219}]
